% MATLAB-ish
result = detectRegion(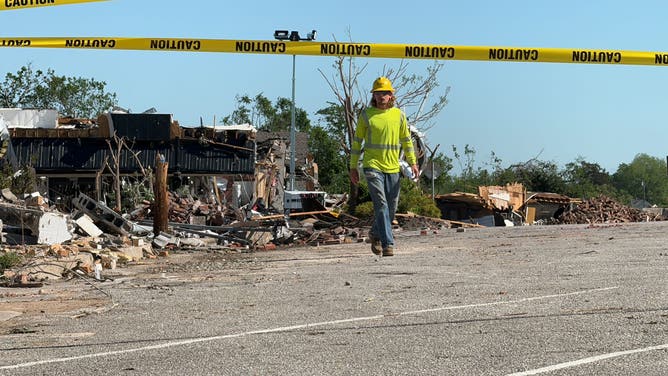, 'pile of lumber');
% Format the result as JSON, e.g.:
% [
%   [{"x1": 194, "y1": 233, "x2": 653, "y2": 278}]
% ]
[{"x1": 558, "y1": 196, "x2": 649, "y2": 224}]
